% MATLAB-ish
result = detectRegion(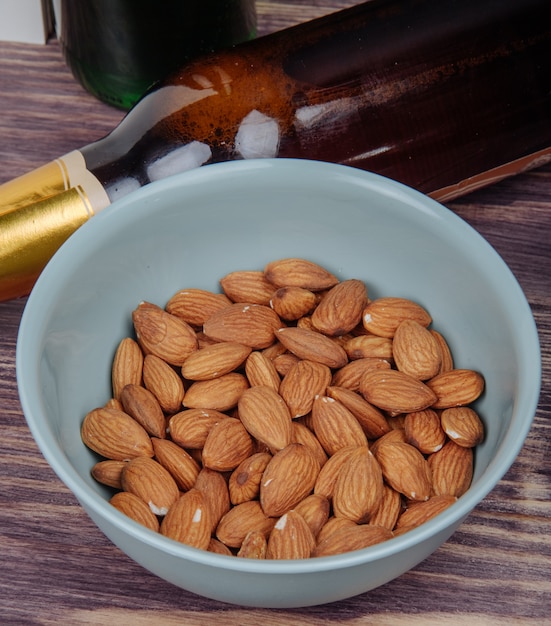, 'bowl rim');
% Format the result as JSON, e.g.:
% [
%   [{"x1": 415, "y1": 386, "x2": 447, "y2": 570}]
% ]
[{"x1": 16, "y1": 158, "x2": 542, "y2": 574}]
